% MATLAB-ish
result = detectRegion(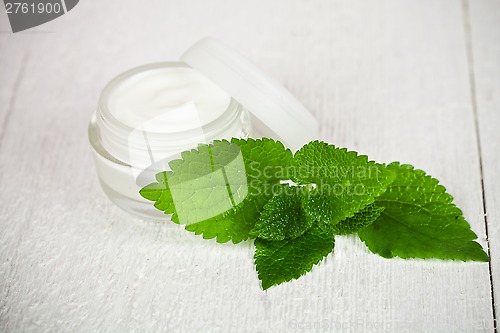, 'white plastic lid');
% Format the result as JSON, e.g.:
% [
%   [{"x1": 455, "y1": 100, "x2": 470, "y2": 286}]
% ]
[{"x1": 180, "y1": 37, "x2": 318, "y2": 150}]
